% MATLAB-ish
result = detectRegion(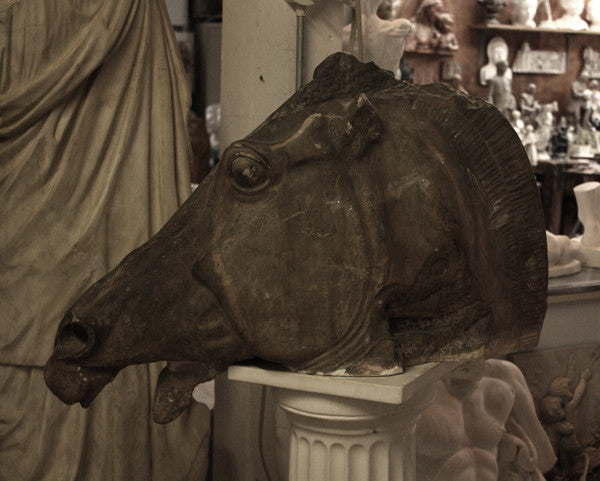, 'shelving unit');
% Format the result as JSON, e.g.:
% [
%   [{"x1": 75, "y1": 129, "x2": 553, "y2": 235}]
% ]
[{"x1": 472, "y1": 24, "x2": 600, "y2": 67}]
